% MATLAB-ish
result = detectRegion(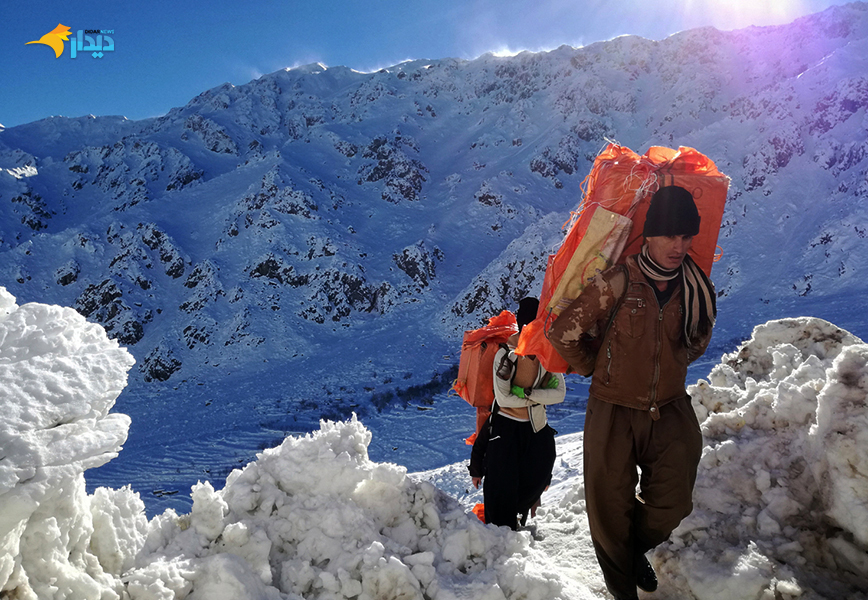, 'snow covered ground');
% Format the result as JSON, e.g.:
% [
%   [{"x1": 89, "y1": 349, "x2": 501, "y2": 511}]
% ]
[{"x1": 2, "y1": 288, "x2": 867, "y2": 599}]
